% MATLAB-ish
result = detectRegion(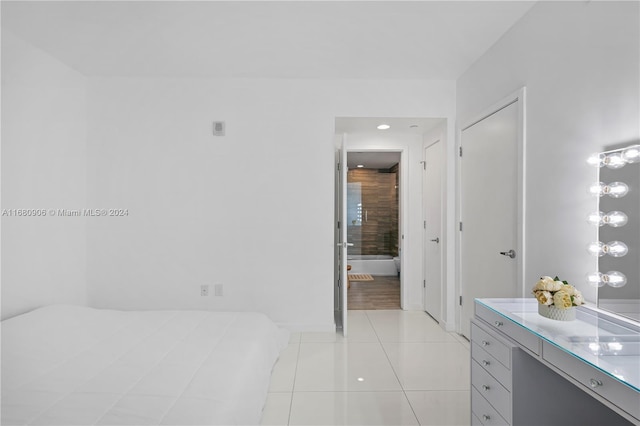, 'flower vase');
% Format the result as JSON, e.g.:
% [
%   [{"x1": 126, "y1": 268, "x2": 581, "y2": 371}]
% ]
[{"x1": 538, "y1": 304, "x2": 576, "y2": 321}]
